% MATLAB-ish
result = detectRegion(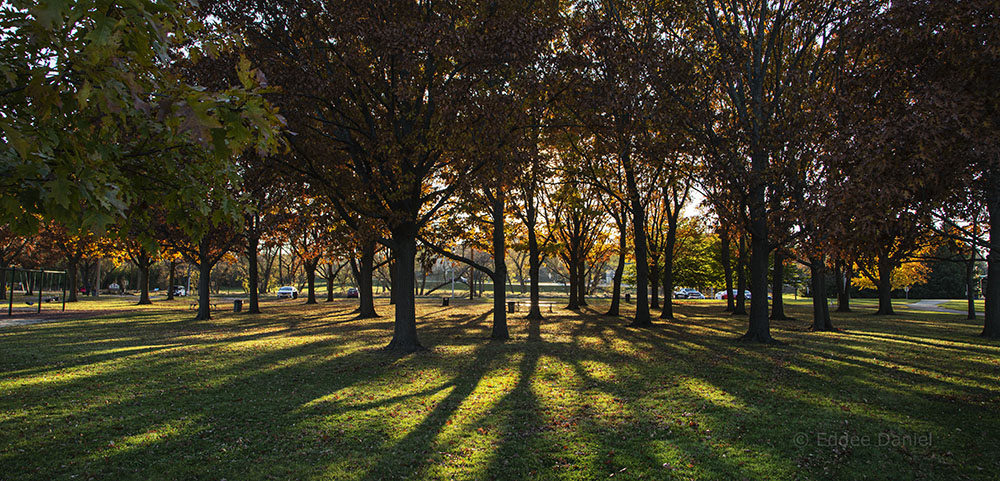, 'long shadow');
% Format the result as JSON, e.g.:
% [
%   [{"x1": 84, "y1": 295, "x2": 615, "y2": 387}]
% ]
[
  {"x1": 4, "y1": 298, "x2": 999, "y2": 480},
  {"x1": 358, "y1": 342, "x2": 507, "y2": 479}
]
